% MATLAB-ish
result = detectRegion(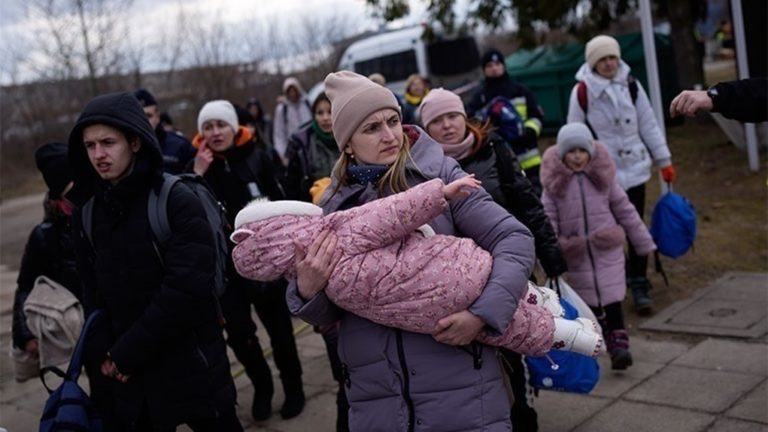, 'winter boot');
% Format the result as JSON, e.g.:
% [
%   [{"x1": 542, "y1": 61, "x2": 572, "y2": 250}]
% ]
[
  {"x1": 279, "y1": 374, "x2": 305, "y2": 419},
  {"x1": 606, "y1": 330, "x2": 633, "y2": 370},
  {"x1": 629, "y1": 277, "x2": 653, "y2": 315}
]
